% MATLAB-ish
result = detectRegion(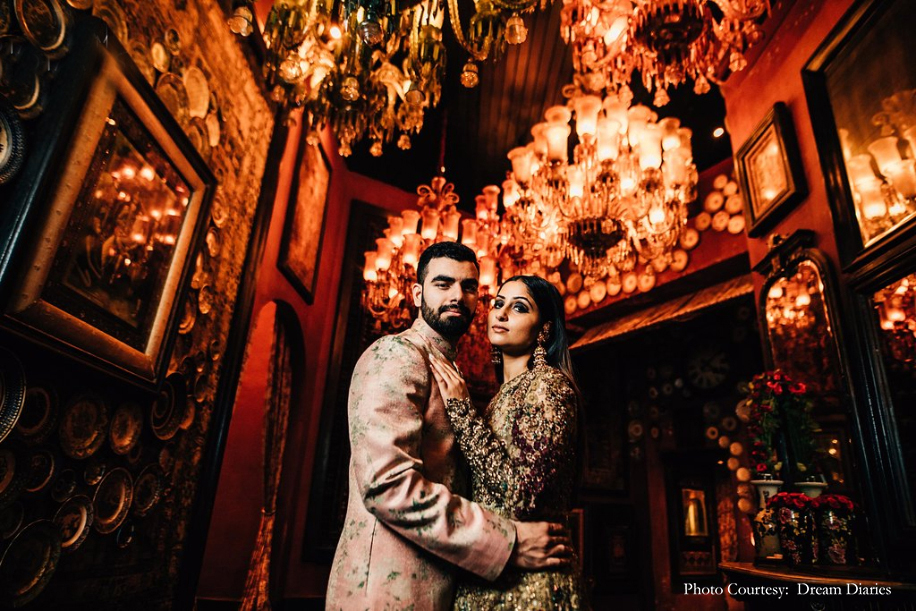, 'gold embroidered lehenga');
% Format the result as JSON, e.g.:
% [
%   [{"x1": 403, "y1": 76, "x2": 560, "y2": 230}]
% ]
[{"x1": 445, "y1": 363, "x2": 585, "y2": 610}]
